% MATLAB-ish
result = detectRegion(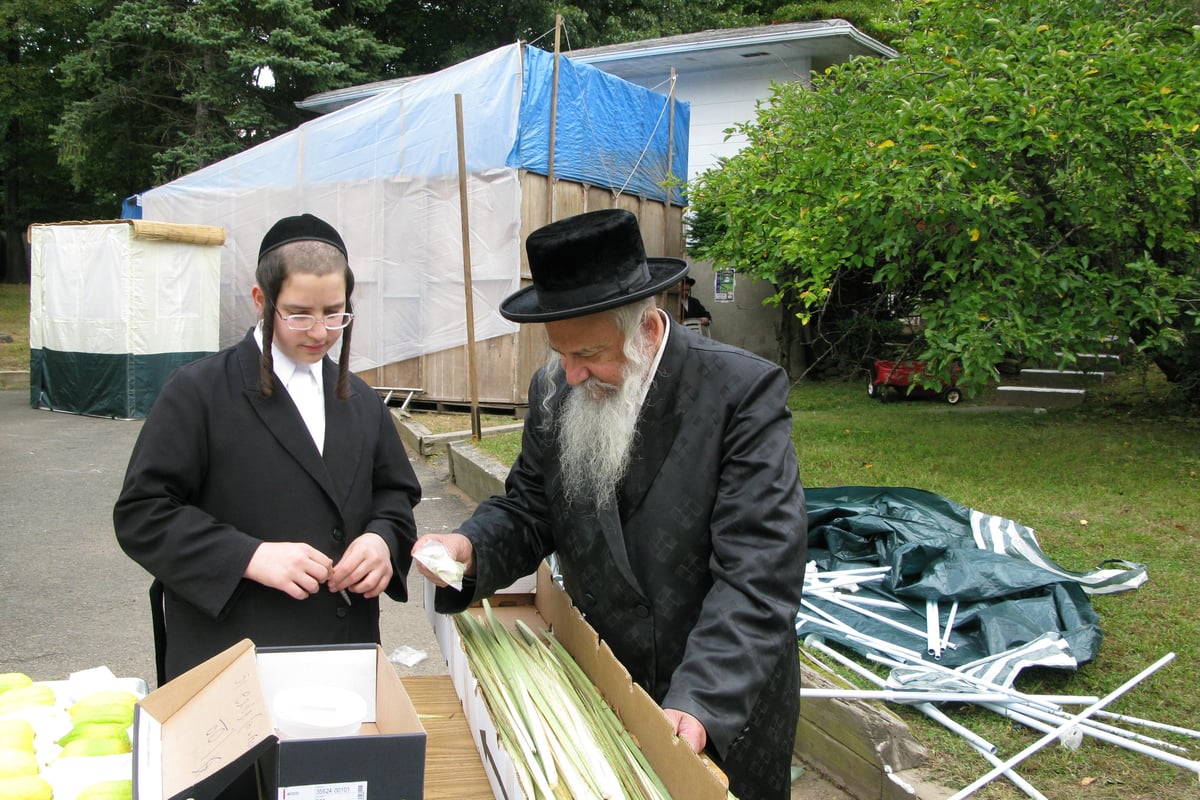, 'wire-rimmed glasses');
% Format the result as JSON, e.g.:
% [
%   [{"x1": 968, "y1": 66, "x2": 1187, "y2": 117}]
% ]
[{"x1": 275, "y1": 310, "x2": 355, "y2": 331}]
